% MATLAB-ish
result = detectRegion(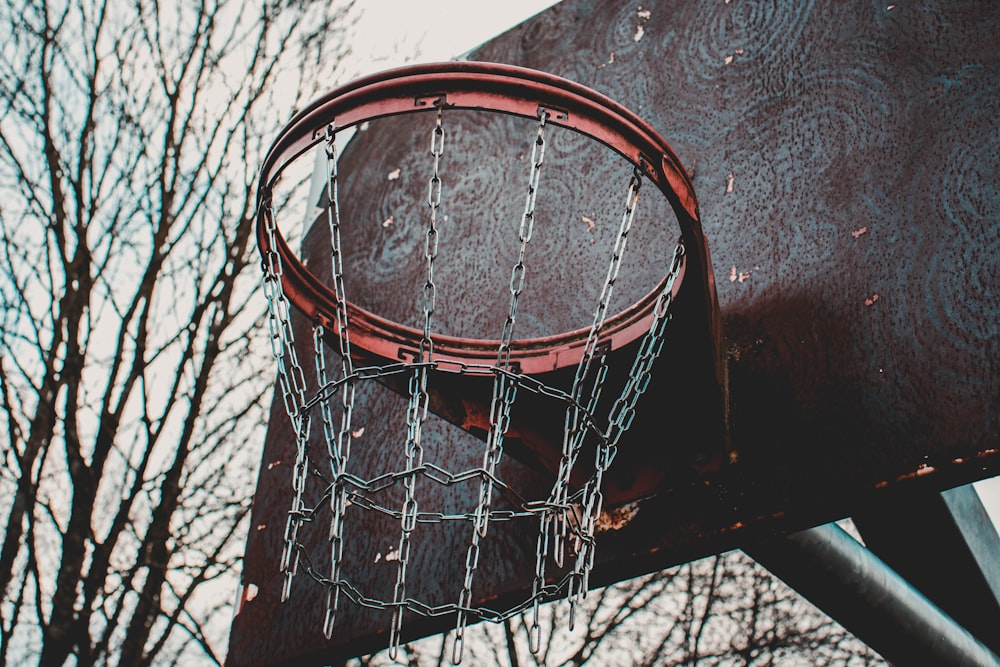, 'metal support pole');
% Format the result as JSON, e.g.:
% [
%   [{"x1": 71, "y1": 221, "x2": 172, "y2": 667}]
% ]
[{"x1": 746, "y1": 522, "x2": 1000, "y2": 667}]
